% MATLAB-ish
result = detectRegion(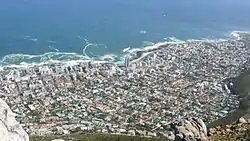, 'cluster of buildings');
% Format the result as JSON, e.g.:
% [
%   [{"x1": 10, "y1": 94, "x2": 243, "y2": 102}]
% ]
[{"x1": 0, "y1": 38, "x2": 249, "y2": 137}]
